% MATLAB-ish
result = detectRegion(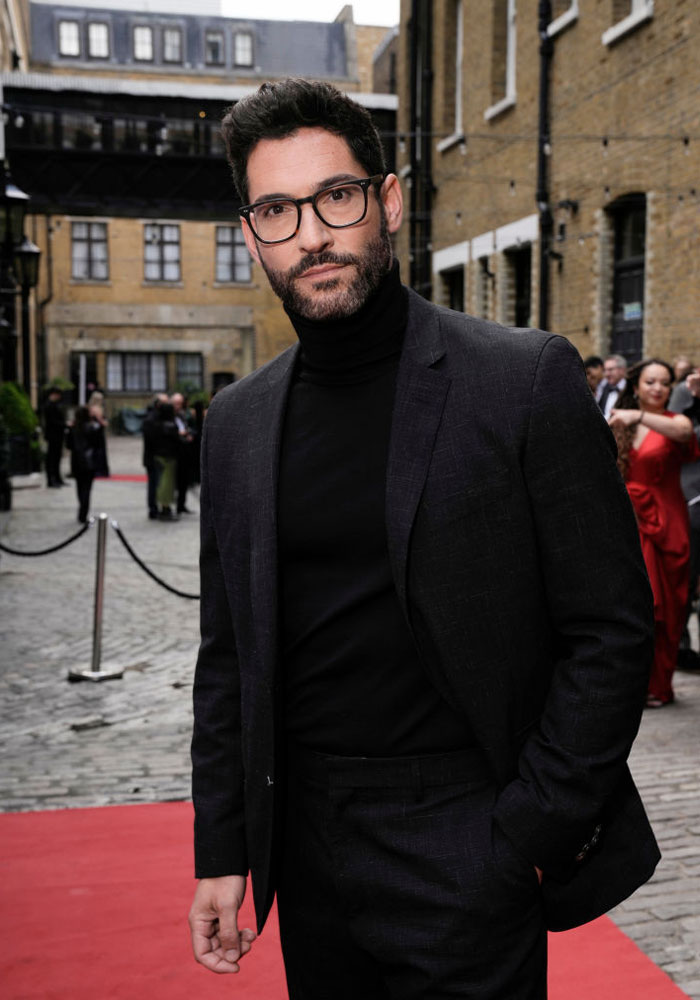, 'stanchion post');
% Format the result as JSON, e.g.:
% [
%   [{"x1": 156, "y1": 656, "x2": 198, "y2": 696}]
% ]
[{"x1": 68, "y1": 513, "x2": 124, "y2": 682}]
